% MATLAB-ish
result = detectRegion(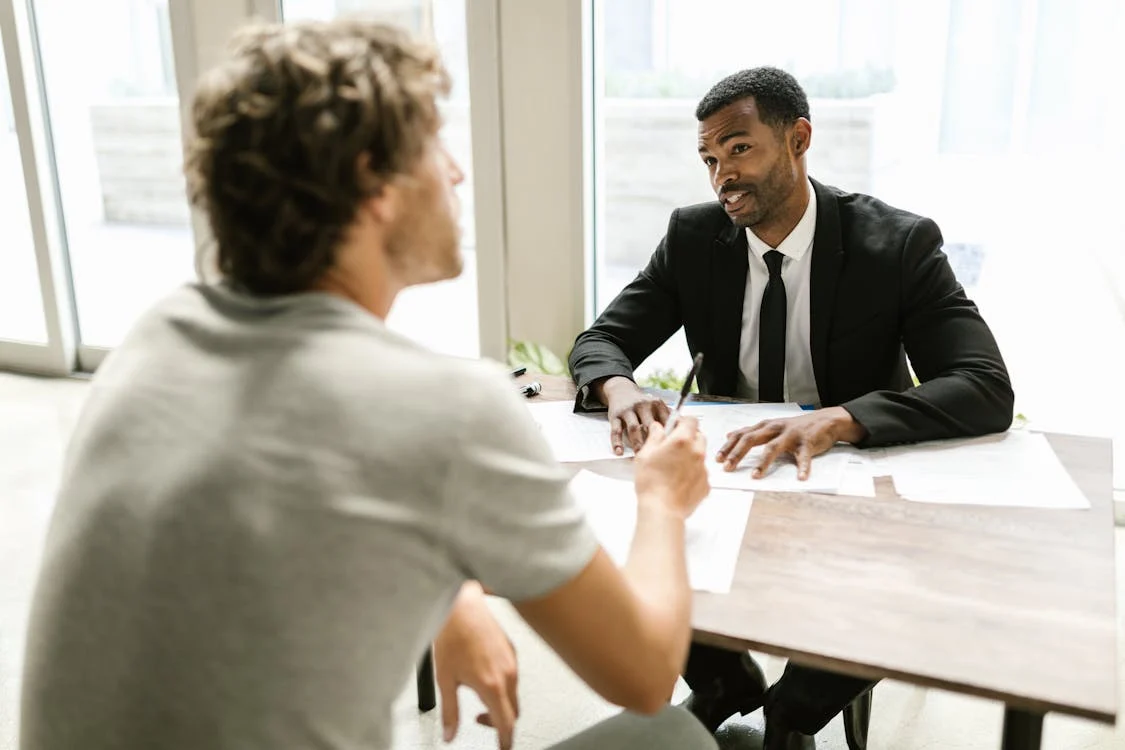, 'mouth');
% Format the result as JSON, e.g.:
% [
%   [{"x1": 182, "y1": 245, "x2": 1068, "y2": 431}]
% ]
[{"x1": 720, "y1": 191, "x2": 752, "y2": 212}]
